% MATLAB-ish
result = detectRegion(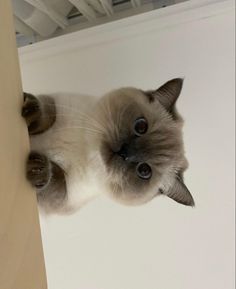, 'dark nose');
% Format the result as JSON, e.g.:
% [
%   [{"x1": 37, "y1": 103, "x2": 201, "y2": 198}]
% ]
[
  {"x1": 117, "y1": 143, "x2": 129, "y2": 160},
  {"x1": 117, "y1": 143, "x2": 135, "y2": 161}
]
